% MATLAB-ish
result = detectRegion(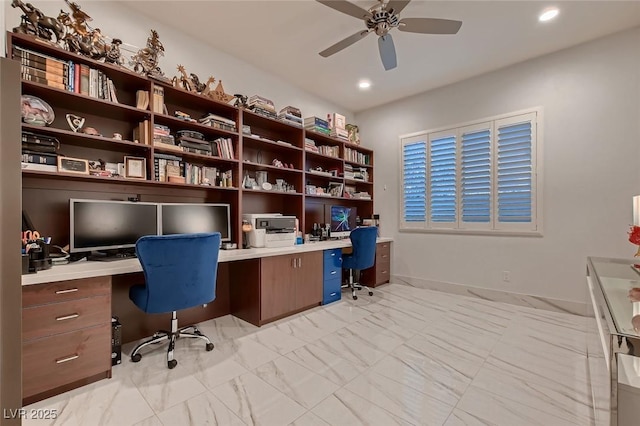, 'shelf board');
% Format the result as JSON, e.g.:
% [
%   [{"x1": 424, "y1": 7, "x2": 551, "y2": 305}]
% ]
[
  {"x1": 153, "y1": 145, "x2": 238, "y2": 164},
  {"x1": 345, "y1": 144, "x2": 373, "y2": 154},
  {"x1": 22, "y1": 124, "x2": 151, "y2": 152},
  {"x1": 242, "y1": 188, "x2": 302, "y2": 196},
  {"x1": 21, "y1": 169, "x2": 238, "y2": 191},
  {"x1": 154, "y1": 114, "x2": 239, "y2": 138},
  {"x1": 304, "y1": 150, "x2": 343, "y2": 162},
  {"x1": 344, "y1": 178, "x2": 373, "y2": 185},
  {"x1": 242, "y1": 135, "x2": 303, "y2": 152},
  {"x1": 303, "y1": 130, "x2": 346, "y2": 146},
  {"x1": 242, "y1": 109, "x2": 304, "y2": 134},
  {"x1": 305, "y1": 172, "x2": 342, "y2": 181},
  {"x1": 344, "y1": 159, "x2": 373, "y2": 169},
  {"x1": 242, "y1": 161, "x2": 302, "y2": 174},
  {"x1": 22, "y1": 81, "x2": 151, "y2": 121}
]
